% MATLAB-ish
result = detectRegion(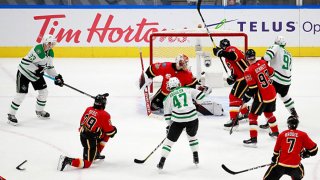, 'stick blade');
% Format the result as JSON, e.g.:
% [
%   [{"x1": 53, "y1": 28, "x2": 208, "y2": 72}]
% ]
[
  {"x1": 134, "y1": 159, "x2": 145, "y2": 164},
  {"x1": 221, "y1": 164, "x2": 237, "y2": 175}
]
